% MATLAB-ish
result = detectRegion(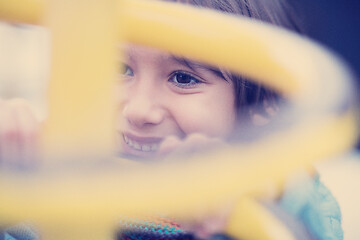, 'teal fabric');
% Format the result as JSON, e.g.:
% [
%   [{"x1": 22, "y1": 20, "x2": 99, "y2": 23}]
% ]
[
  {"x1": 280, "y1": 174, "x2": 343, "y2": 240},
  {"x1": 4, "y1": 234, "x2": 17, "y2": 240},
  {"x1": 1, "y1": 224, "x2": 38, "y2": 240}
]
